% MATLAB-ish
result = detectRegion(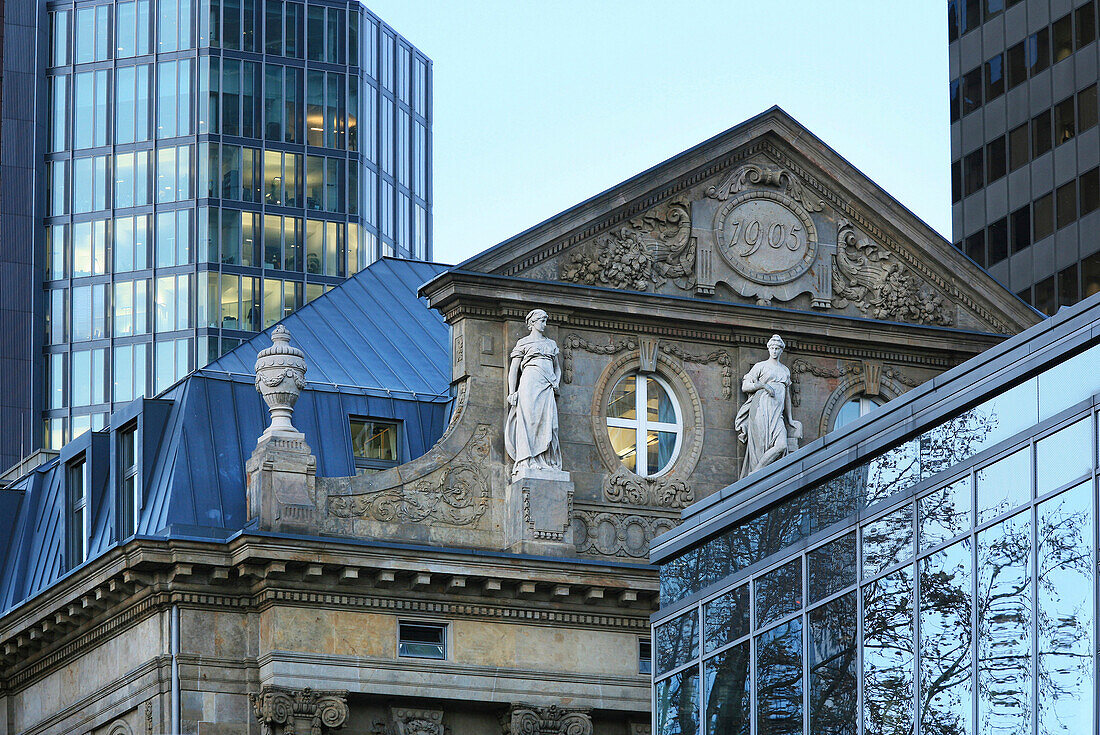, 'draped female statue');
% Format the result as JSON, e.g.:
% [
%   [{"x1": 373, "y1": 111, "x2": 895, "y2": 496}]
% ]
[
  {"x1": 505, "y1": 309, "x2": 564, "y2": 480},
  {"x1": 735, "y1": 334, "x2": 802, "y2": 479}
]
